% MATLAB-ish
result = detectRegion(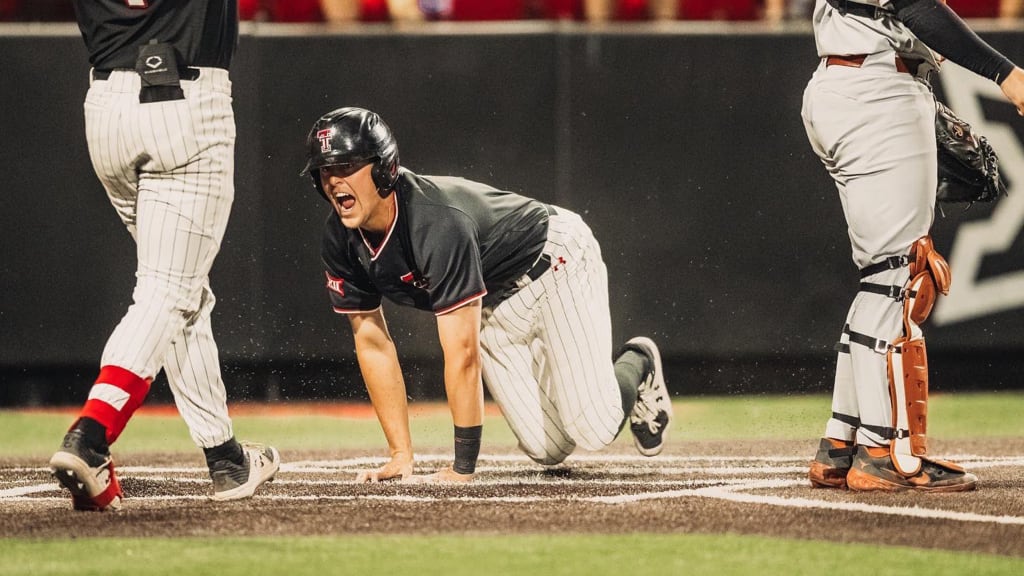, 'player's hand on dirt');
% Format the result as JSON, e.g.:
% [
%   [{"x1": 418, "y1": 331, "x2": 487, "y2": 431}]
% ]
[
  {"x1": 355, "y1": 456, "x2": 413, "y2": 483},
  {"x1": 402, "y1": 465, "x2": 475, "y2": 484},
  {"x1": 1000, "y1": 67, "x2": 1024, "y2": 116}
]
